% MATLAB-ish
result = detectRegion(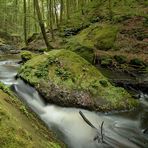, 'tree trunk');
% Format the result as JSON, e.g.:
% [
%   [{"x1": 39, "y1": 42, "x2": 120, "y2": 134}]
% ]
[
  {"x1": 34, "y1": 0, "x2": 53, "y2": 50},
  {"x1": 23, "y1": 0, "x2": 27, "y2": 45}
]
